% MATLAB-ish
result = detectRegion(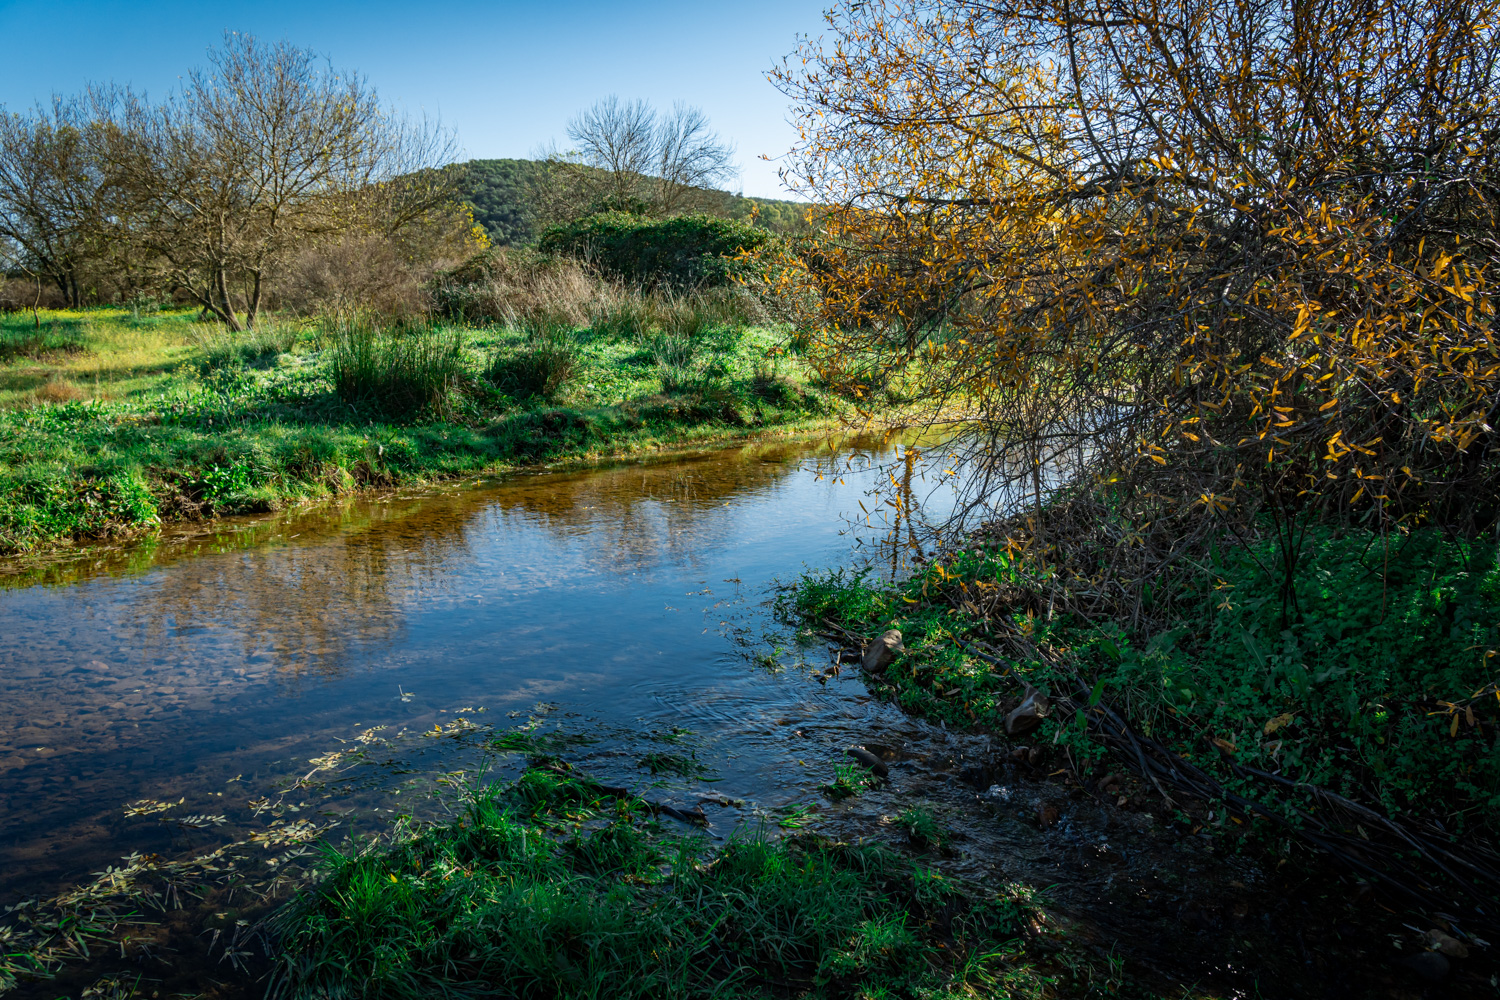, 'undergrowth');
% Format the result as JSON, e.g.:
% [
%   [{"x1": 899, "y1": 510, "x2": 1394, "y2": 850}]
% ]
[
  {"x1": 788, "y1": 523, "x2": 1500, "y2": 838},
  {"x1": 267, "y1": 767, "x2": 1040, "y2": 1000},
  {"x1": 0, "y1": 308, "x2": 836, "y2": 553}
]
